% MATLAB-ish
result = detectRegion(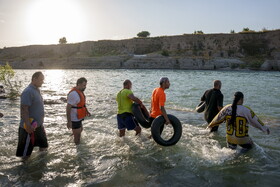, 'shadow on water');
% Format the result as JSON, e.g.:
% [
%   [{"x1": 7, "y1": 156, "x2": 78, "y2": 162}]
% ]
[{"x1": 0, "y1": 151, "x2": 49, "y2": 186}]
